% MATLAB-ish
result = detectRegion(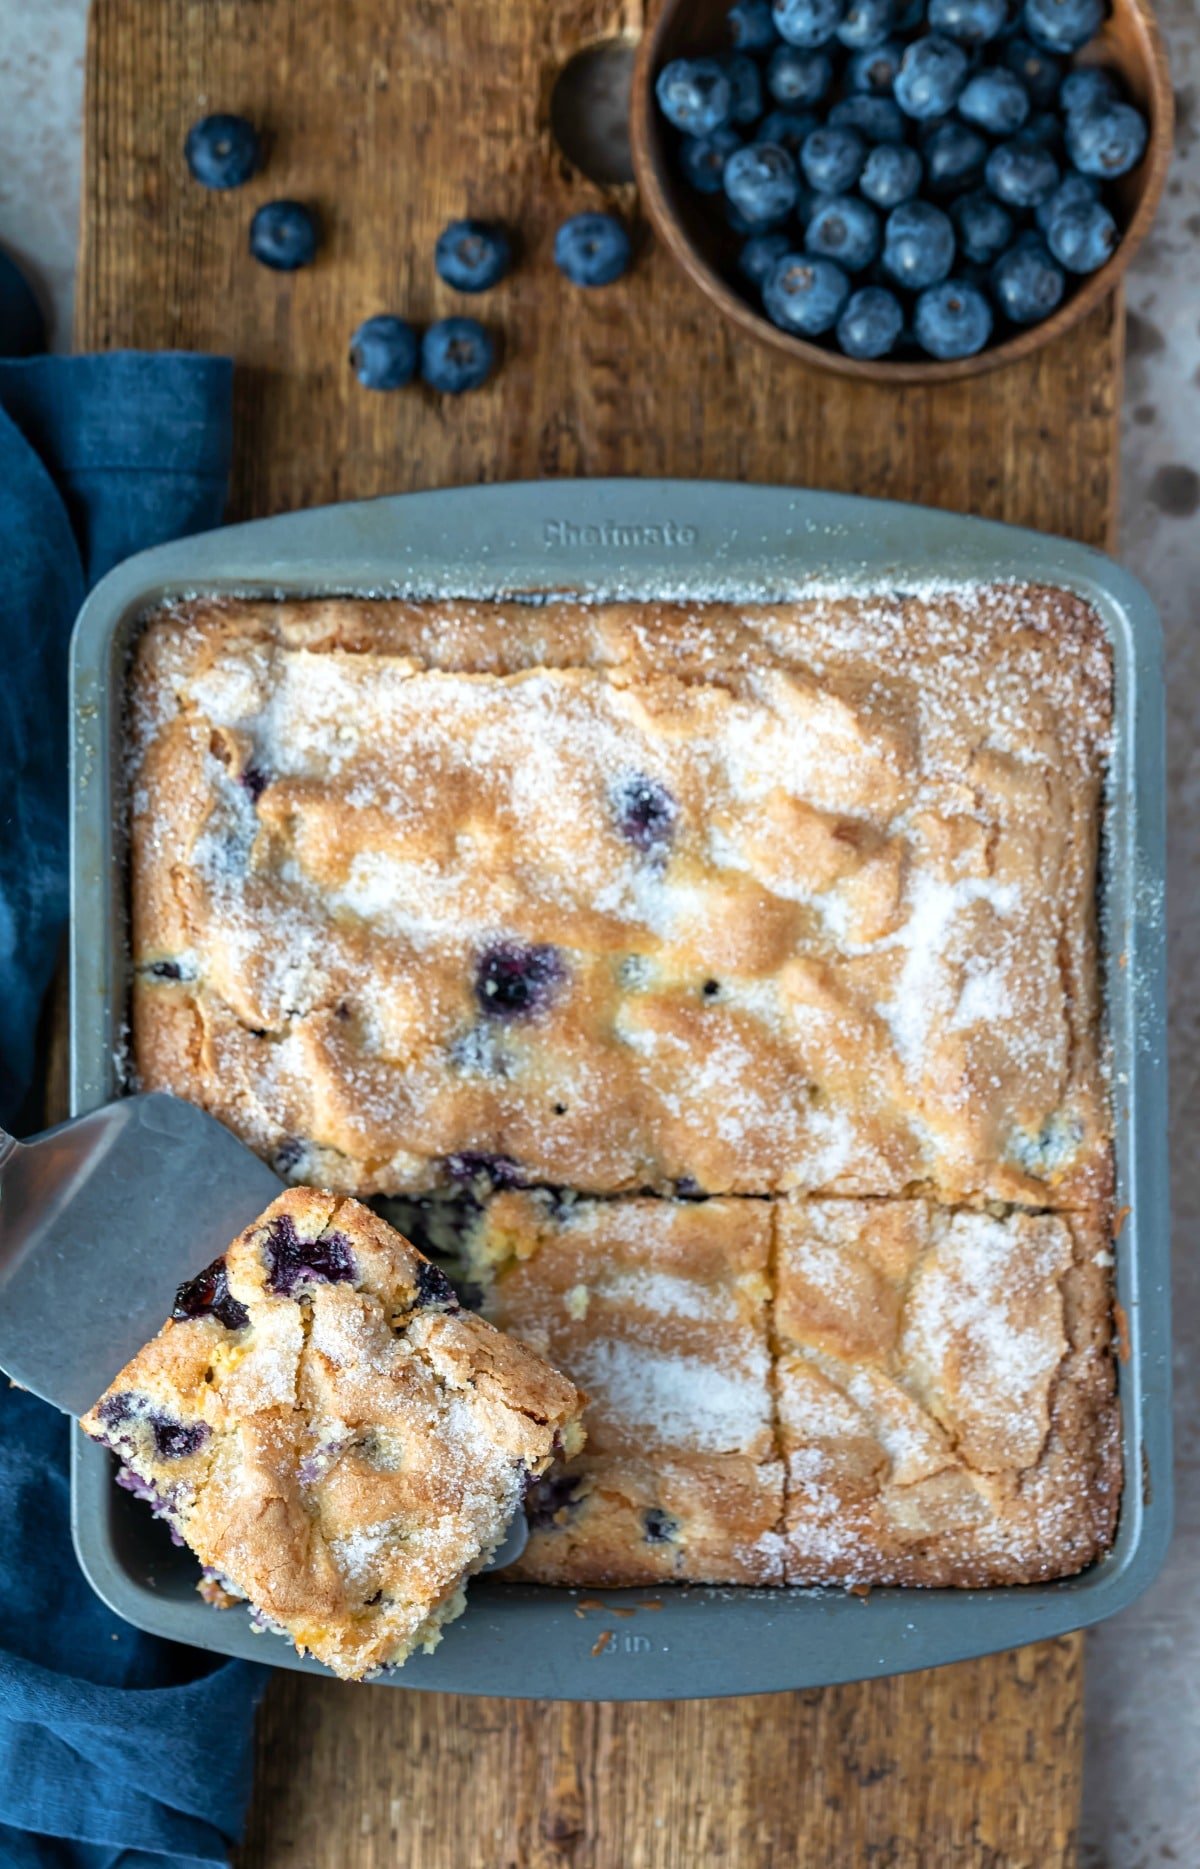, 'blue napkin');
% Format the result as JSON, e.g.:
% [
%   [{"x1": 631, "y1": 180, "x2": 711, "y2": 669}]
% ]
[{"x1": 0, "y1": 350, "x2": 267, "y2": 1869}]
